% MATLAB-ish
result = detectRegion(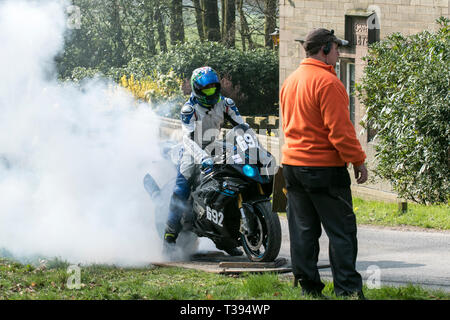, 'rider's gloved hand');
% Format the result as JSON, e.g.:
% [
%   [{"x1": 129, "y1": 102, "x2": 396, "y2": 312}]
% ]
[{"x1": 201, "y1": 157, "x2": 214, "y2": 169}]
